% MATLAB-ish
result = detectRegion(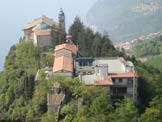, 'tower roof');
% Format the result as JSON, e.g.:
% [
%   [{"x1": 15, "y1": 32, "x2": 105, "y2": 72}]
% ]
[
  {"x1": 59, "y1": 8, "x2": 65, "y2": 16},
  {"x1": 55, "y1": 43, "x2": 78, "y2": 56}
]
